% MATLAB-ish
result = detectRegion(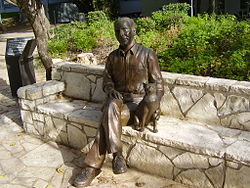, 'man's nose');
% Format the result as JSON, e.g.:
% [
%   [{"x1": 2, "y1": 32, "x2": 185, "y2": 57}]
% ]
[
  {"x1": 119, "y1": 30, "x2": 125, "y2": 37},
  {"x1": 119, "y1": 29, "x2": 124, "y2": 37}
]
